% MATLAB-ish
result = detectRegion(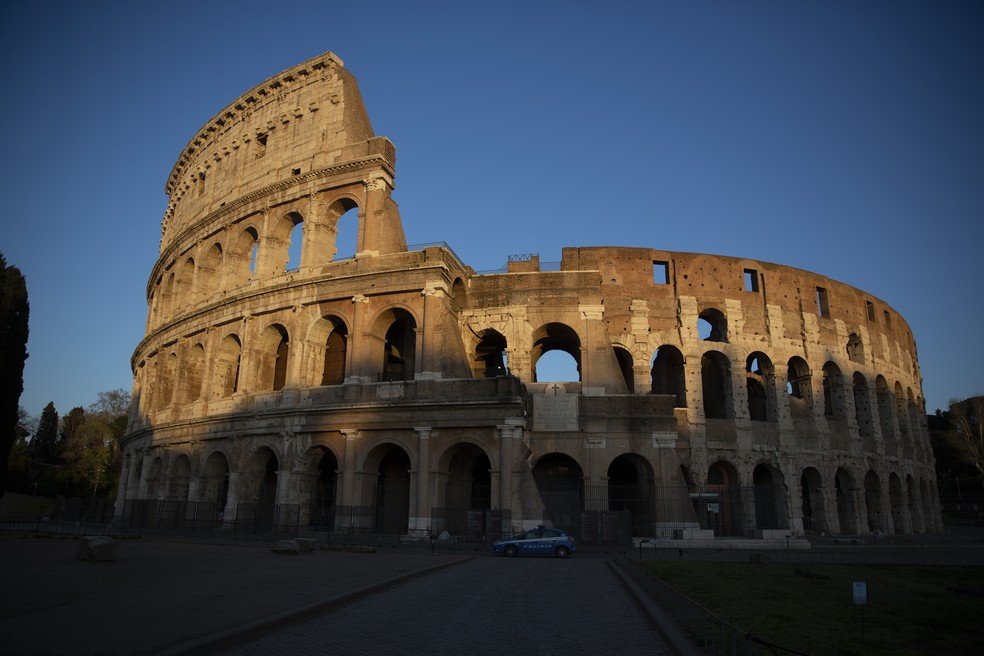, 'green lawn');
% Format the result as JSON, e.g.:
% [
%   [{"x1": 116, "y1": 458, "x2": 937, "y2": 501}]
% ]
[{"x1": 637, "y1": 560, "x2": 984, "y2": 655}]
